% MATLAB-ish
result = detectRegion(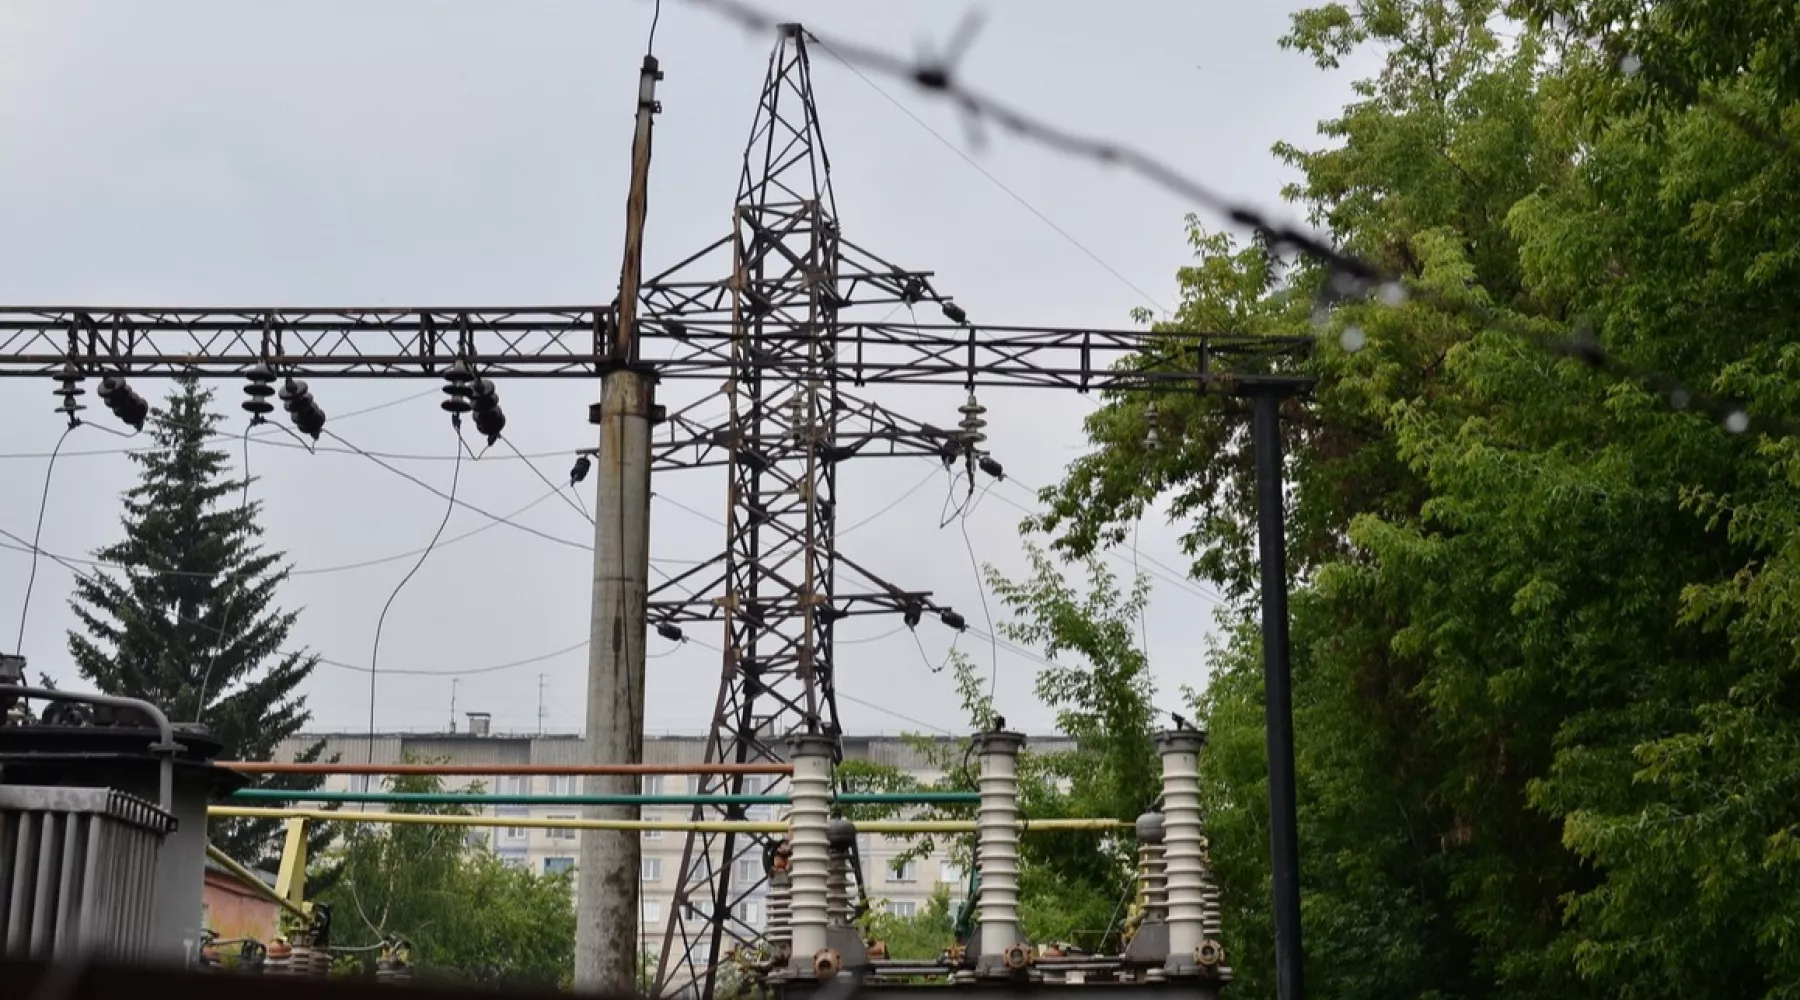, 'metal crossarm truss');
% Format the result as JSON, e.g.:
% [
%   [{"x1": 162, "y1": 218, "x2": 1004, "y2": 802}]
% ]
[{"x1": 0, "y1": 307, "x2": 1308, "y2": 390}]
